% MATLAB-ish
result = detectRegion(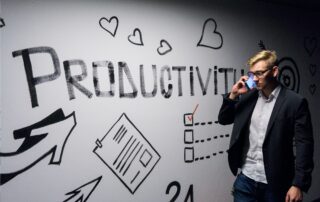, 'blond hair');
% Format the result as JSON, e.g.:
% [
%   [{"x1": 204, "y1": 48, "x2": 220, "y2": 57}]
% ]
[{"x1": 247, "y1": 50, "x2": 277, "y2": 68}]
